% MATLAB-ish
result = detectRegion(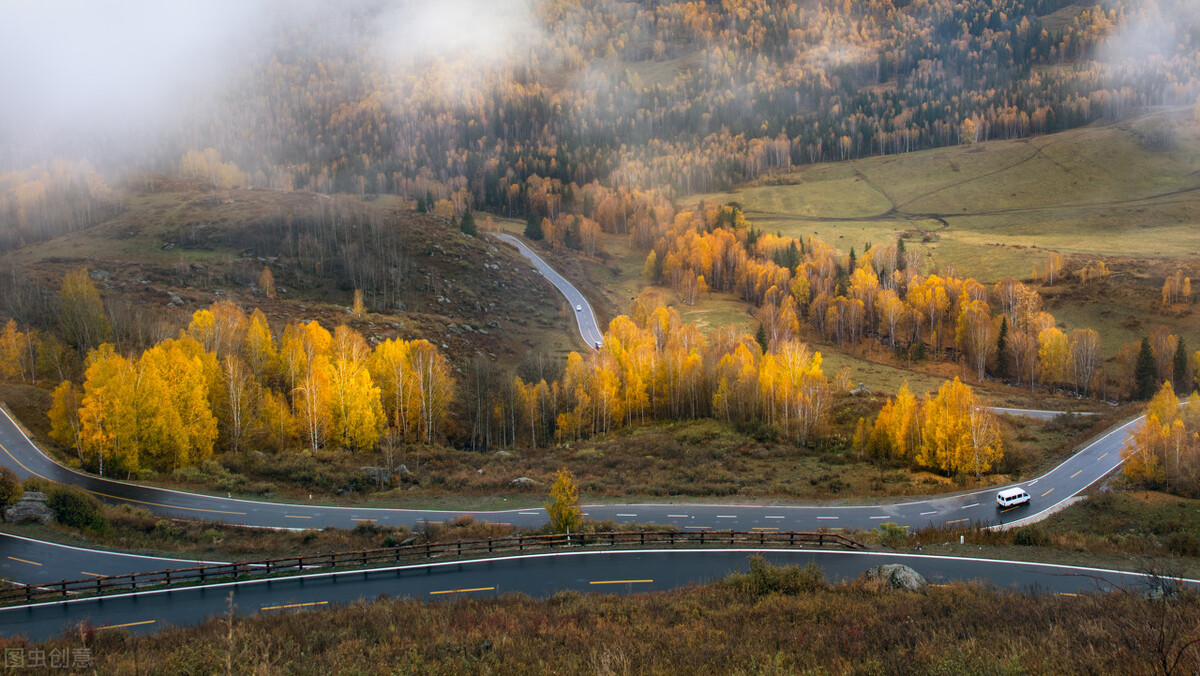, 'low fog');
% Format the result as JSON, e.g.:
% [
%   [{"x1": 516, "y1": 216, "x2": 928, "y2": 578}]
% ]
[{"x1": 0, "y1": 0, "x2": 538, "y2": 172}]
